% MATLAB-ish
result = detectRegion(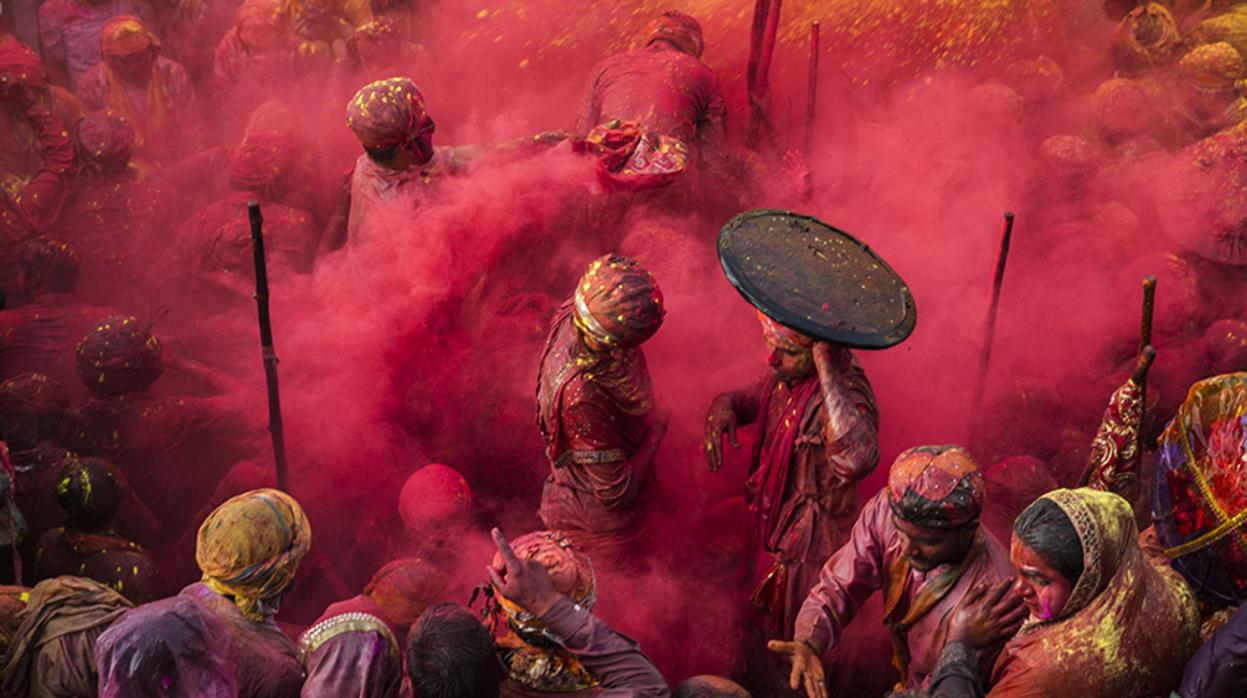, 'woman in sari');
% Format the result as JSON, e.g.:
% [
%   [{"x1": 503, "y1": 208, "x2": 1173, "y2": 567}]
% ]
[{"x1": 923, "y1": 488, "x2": 1200, "y2": 697}]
